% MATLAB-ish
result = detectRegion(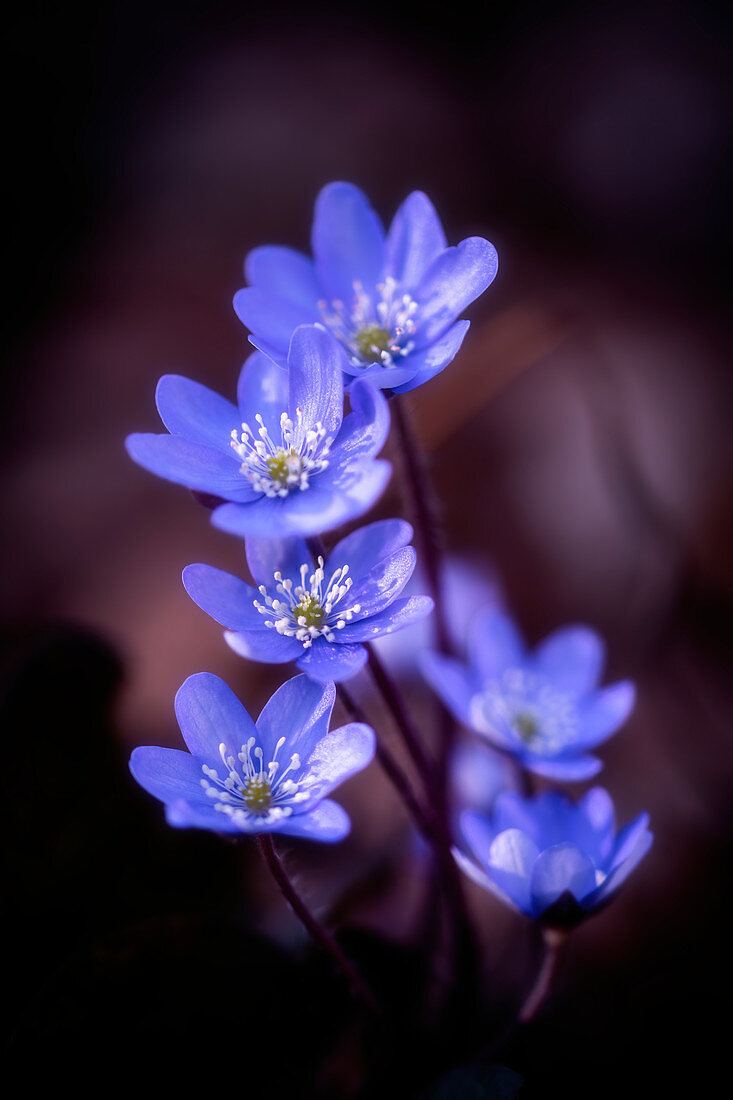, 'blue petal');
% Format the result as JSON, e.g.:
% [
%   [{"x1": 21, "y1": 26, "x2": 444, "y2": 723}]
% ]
[
  {"x1": 287, "y1": 324, "x2": 345, "y2": 439},
  {"x1": 130, "y1": 746, "x2": 209, "y2": 807},
  {"x1": 348, "y1": 546, "x2": 417, "y2": 618},
  {"x1": 451, "y1": 739, "x2": 517, "y2": 814},
  {"x1": 296, "y1": 639, "x2": 368, "y2": 683},
  {"x1": 245, "y1": 535, "x2": 311, "y2": 589},
  {"x1": 487, "y1": 828, "x2": 540, "y2": 914},
  {"x1": 468, "y1": 609, "x2": 525, "y2": 680},
  {"x1": 183, "y1": 564, "x2": 265, "y2": 631},
  {"x1": 268, "y1": 798, "x2": 351, "y2": 843},
  {"x1": 244, "y1": 246, "x2": 321, "y2": 310},
  {"x1": 340, "y1": 361, "x2": 419, "y2": 389},
  {"x1": 420, "y1": 651, "x2": 477, "y2": 725},
  {"x1": 330, "y1": 380, "x2": 390, "y2": 462},
  {"x1": 236, "y1": 351, "x2": 289, "y2": 438},
  {"x1": 460, "y1": 808, "x2": 496, "y2": 867},
  {"x1": 529, "y1": 843, "x2": 597, "y2": 912},
  {"x1": 125, "y1": 433, "x2": 260, "y2": 502},
  {"x1": 307, "y1": 457, "x2": 392, "y2": 516},
  {"x1": 385, "y1": 190, "x2": 447, "y2": 290},
  {"x1": 608, "y1": 812, "x2": 651, "y2": 871},
  {"x1": 155, "y1": 375, "x2": 241, "y2": 454},
  {"x1": 575, "y1": 682, "x2": 636, "y2": 747},
  {"x1": 523, "y1": 753, "x2": 603, "y2": 782},
  {"x1": 533, "y1": 626, "x2": 604, "y2": 694},
  {"x1": 174, "y1": 672, "x2": 258, "y2": 767},
  {"x1": 337, "y1": 596, "x2": 433, "y2": 642},
  {"x1": 311, "y1": 181, "x2": 386, "y2": 303},
  {"x1": 225, "y1": 628, "x2": 302, "y2": 664},
  {"x1": 577, "y1": 787, "x2": 616, "y2": 864},
  {"x1": 255, "y1": 674, "x2": 336, "y2": 763},
  {"x1": 391, "y1": 321, "x2": 470, "y2": 394},
  {"x1": 233, "y1": 287, "x2": 315, "y2": 354},
  {"x1": 492, "y1": 789, "x2": 571, "y2": 849},
  {"x1": 586, "y1": 821, "x2": 652, "y2": 908},
  {"x1": 286, "y1": 719, "x2": 375, "y2": 801},
  {"x1": 212, "y1": 462, "x2": 390, "y2": 538},
  {"x1": 453, "y1": 846, "x2": 517, "y2": 910},
  {"x1": 165, "y1": 798, "x2": 245, "y2": 833},
  {"x1": 415, "y1": 236, "x2": 498, "y2": 345},
  {"x1": 329, "y1": 519, "x2": 413, "y2": 580}
]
